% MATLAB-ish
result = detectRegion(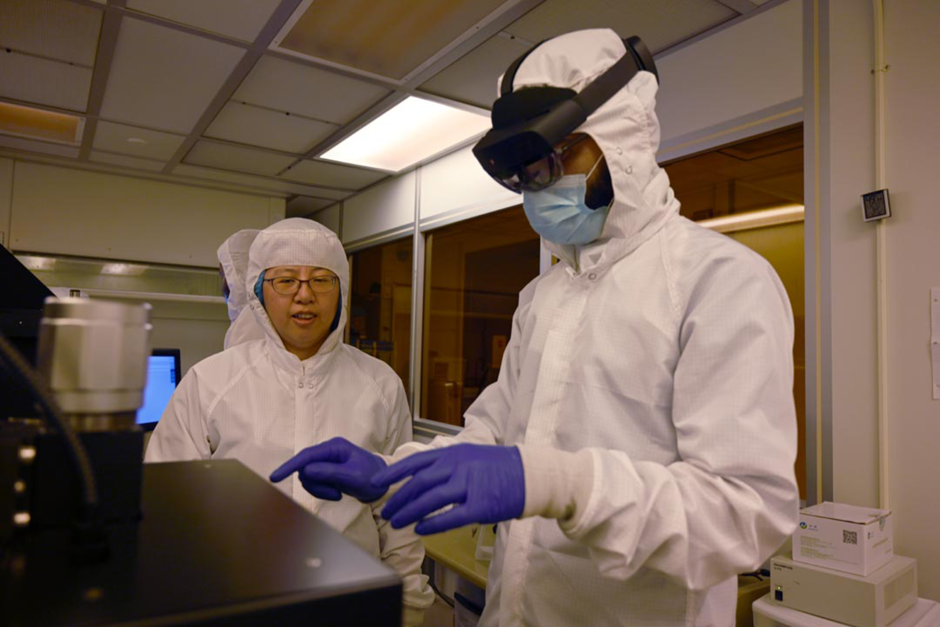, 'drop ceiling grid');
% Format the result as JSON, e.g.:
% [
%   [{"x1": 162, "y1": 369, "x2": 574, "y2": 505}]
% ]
[
  {"x1": 0, "y1": 53, "x2": 93, "y2": 112},
  {"x1": 0, "y1": 0, "x2": 102, "y2": 67},
  {"x1": 184, "y1": 140, "x2": 297, "y2": 177},
  {"x1": 204, "y1": 101, "x2": 338, "y2": 154},
  {"x1": 279, "y1": 158, "x2": 387, "y2": 190},
  {"x1": 92, "y1": 120, "x2": 186, "y2": 161},
  {"x1": 232, "y1": 55, "x2": 390, "y2": 125},
  {"x1": 125, "y1": 0, "x2": 282, "y2": 43},
  {"x1": 504, "y1": 0, "x2": 737, "y2": 53},
  {"x1": 99, "y1": 16, "x2": 246, "y2": 133}
]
